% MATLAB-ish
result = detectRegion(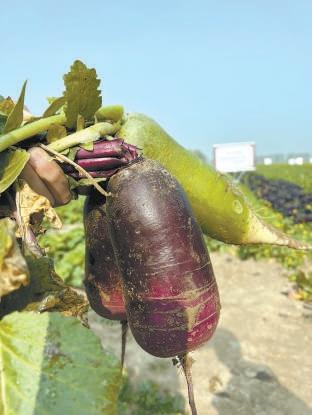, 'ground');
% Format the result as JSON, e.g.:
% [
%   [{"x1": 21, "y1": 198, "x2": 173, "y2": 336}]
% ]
[{"x1": 89, "y1": 252, "x2": 312, "y2": 415}]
